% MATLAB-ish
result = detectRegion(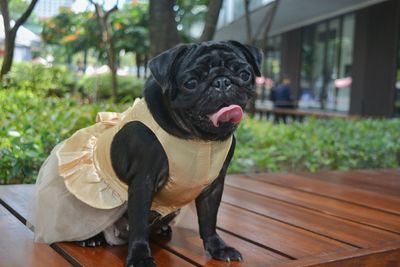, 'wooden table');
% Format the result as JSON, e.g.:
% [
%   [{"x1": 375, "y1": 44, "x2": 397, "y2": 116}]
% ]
[{"x1": 1, "y1": 169, "x2": 399, "y2": 266}]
